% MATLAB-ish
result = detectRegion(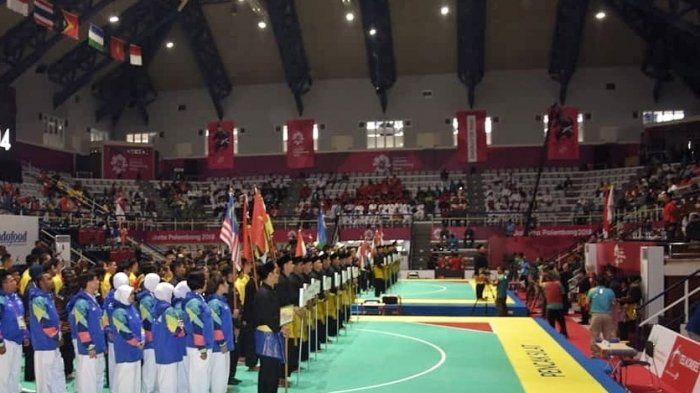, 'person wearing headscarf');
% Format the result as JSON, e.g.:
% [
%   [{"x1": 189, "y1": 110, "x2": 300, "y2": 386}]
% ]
[
  {"x1": 28, "y1": 265, "x2": 66, "y2": 393},
  {"x1": 68, "y1": 270, "x2": 106, "y2": 393},
  {"x1": 110, "y1": 285, "x2": 143, "y2": 393},
  {"x1": 152, "y1": 282, "x2": 185, "y2": 393},
  {"x1": 138, "y1": 273, "x2": 160, "y2": 393},
  {"x1": 0, "y1": 269, "x2": 28, "y2": 393},
  {"x1": 183, "y1": 270, "x2": 214, "y2": 393},
  {"x1": 206, "y1": 272, "x2": 234, "y2": 393},
  {"x1": 104, "y1": 271, "x2": 129, "y2": 390},
  {"x1": 253, "y1": 261, "x2": 287, "y2": 393},
  {"x1": 173, "y1": 281, "x2": 190, "y2": 392}
]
